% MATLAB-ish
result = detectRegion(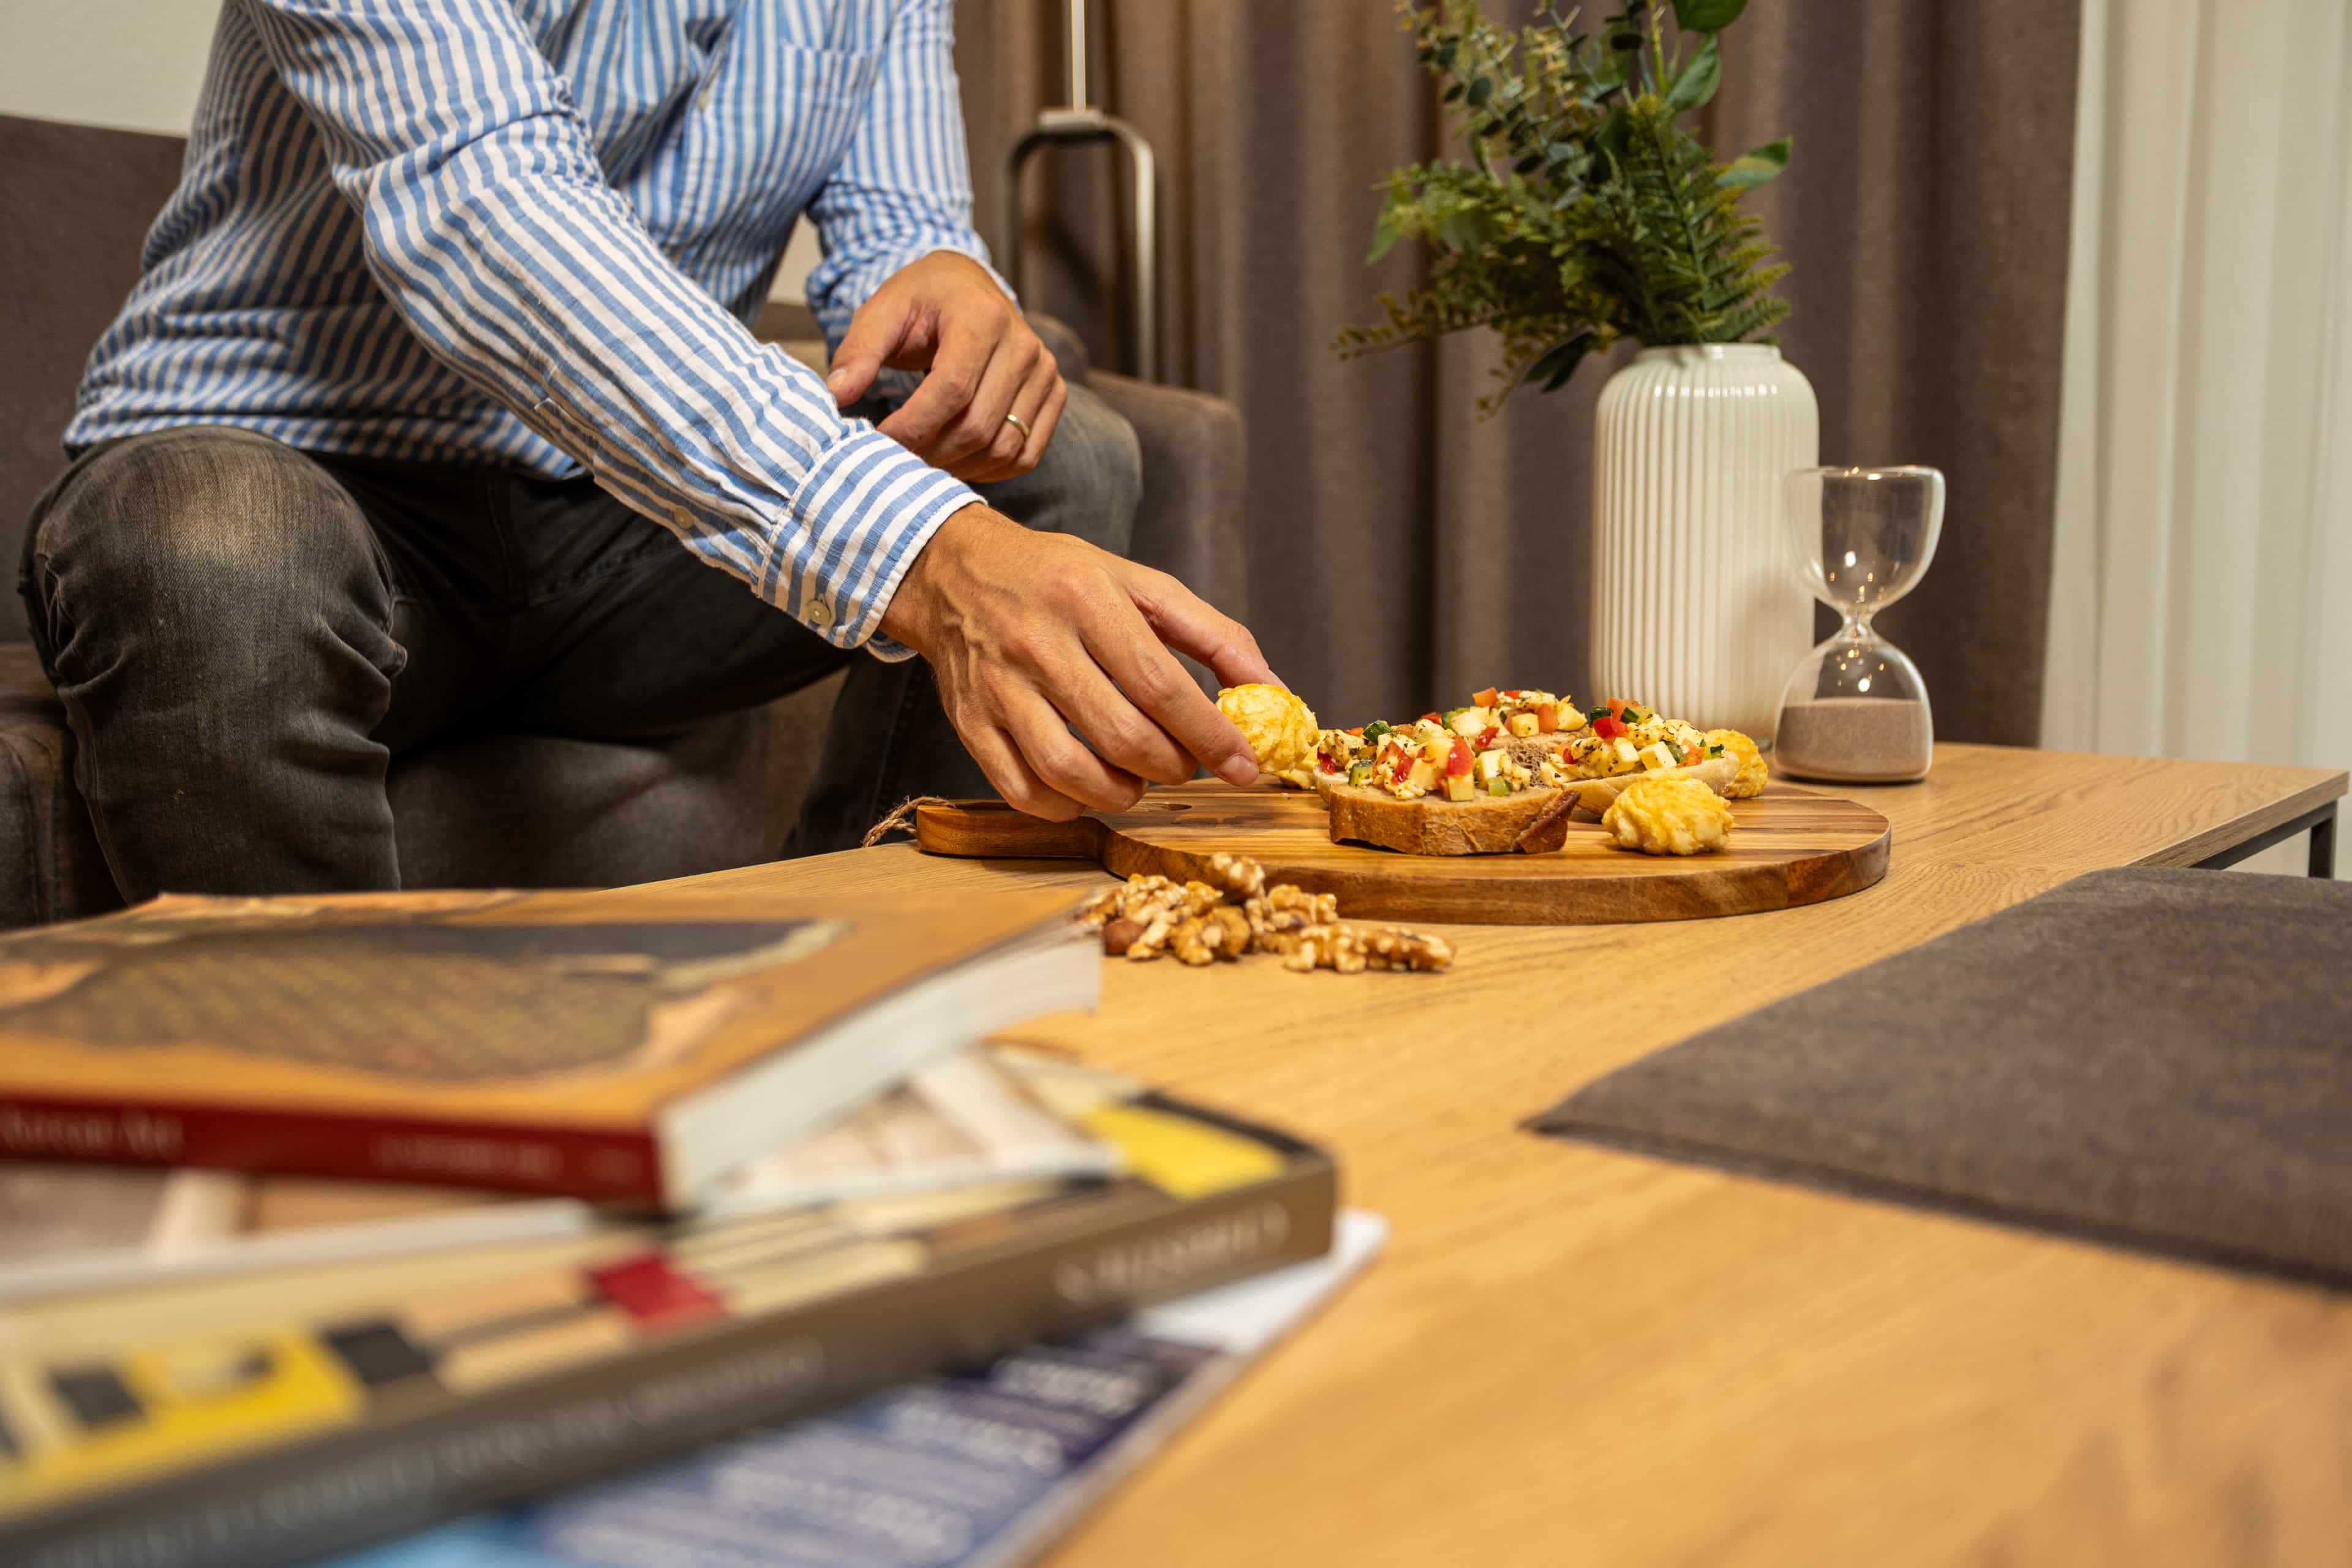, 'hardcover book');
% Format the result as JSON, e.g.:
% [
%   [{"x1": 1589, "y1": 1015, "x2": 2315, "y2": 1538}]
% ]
[
  {"x1": 0, "y1": 1045, "x2": 1131, "y2": 1304},
  {"x1": 0, "y1": 1084, "x2": 1338, "y2": 1568},
  {"x1": 0, "y1": 886, "x2": 1098, "y2": 1205}
]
